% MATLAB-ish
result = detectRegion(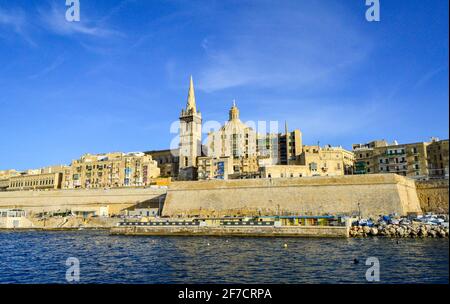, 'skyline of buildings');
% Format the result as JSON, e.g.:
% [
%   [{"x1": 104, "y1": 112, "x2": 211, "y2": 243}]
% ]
[
  {"x1": 1, "y1": 1, "x2": 448, "y2": 172},
  {"x1": 0, "y1": 77, "x2": 448, "y2": 190}
]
